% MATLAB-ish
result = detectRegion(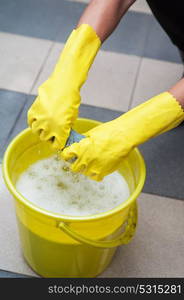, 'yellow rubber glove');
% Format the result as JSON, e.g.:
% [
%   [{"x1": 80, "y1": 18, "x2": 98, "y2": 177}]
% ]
[
  {"x1": 27, "y1": 24, "x2": 101, "y2": 149},
  {"x1": 62, "y1": 92, "x2": 184, "y2": 181}
]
